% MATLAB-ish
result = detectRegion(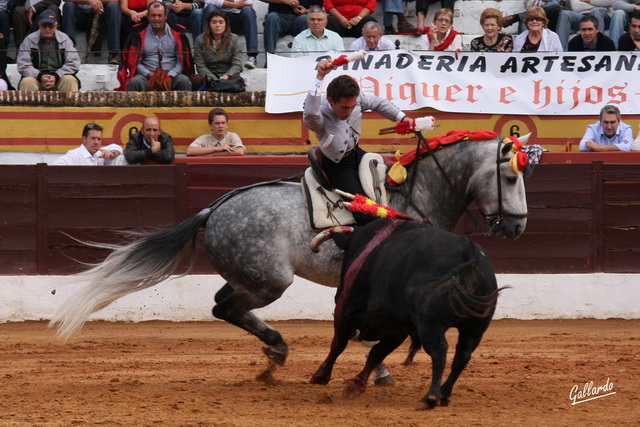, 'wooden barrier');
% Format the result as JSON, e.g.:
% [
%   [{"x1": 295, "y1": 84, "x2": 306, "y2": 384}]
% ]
[{"x1": 1, "y1": 153, "x2": 639, "y2": 275}]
